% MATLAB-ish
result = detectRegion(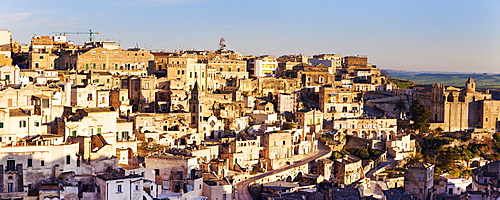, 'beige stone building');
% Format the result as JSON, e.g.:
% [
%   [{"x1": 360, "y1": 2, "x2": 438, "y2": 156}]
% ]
[
  {"x1": 319, "y1": 85, "x2": 364, "y2": 119},
  {"x1": 221, "y1": 135, "x2": 263, "y2": 171},
  {"x1": 56, "y1": 41, "x2": 153, "y2": 75},
  {"x1": 29, "y1": 35, "x2": 73, "y2": 69},
  {"x1": 0, "y1": 142, "x2": 79, "y2": 195},
  {"x1": 0, "y1": 65, "x2": 20, "y2": 85},
  {"x1": 413, "y1": 78, "x2": 498, "y2": 132},
  {"x1": 295, "y1": 109, "x2": 323, "y2": 134},
  {"x1": 202, "y1": 173, "x2": 233, "y2": 200},
  {"x1": 283, "y1": 63, "x2": 334, "y2": 87},
  {"x1": 262, "y1": 131, "x2": 293, "y2": 169},
  {"x1": 404, "y1": 162, "x2": 434, "y2": 200},
  {"x1": 332, "y1": 154, "x2": 365, "y2": 185},
  {"x1": 386, "y1": 134, "x2": 416, "y2": 161},
  {"x1": 145, "y1": 155, "x2": 204, "y2": 199}
]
